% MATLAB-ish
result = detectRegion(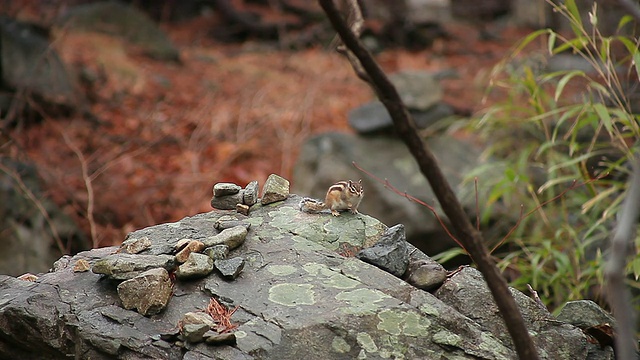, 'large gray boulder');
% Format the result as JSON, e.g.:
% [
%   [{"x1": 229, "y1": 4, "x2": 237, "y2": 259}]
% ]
[
  {"x1": 0, "y1": 194, "x2": 608, "y2": 359},
  {"x1": 292, "y1": 132, "x2": 501, "y2": 255}
]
